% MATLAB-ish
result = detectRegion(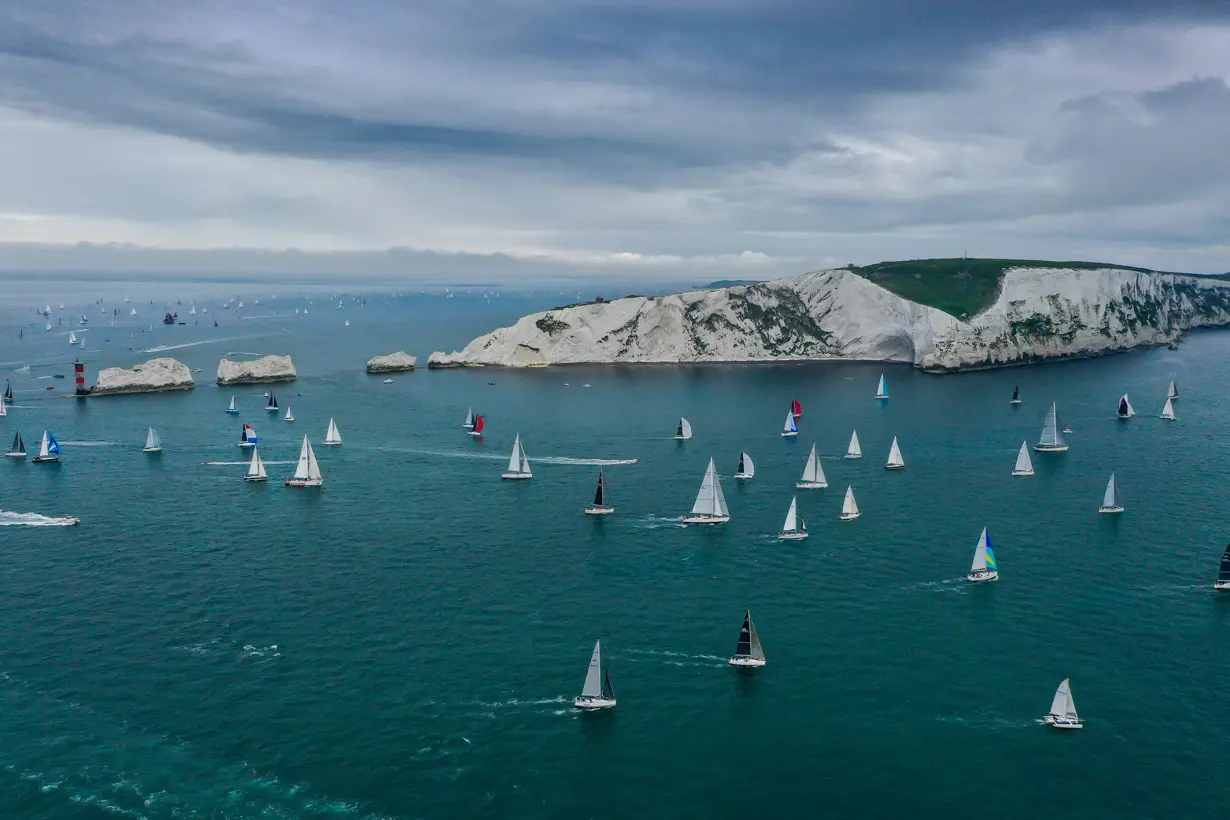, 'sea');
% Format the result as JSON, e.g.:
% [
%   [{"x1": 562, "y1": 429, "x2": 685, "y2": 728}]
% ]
[{"x1": 1, "y1": 278, "x2": 1228, "y2": 819}]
